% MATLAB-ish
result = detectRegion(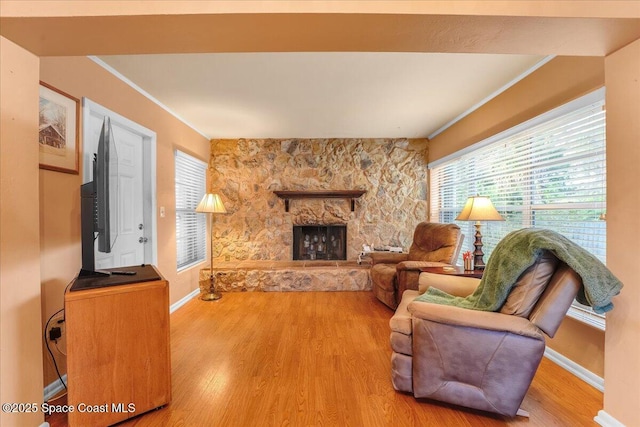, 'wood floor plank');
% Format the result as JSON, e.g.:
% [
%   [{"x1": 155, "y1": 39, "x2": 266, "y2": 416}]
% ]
[{"x1": 48, "y1": 291, "x2": 602, "y2": 426}]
